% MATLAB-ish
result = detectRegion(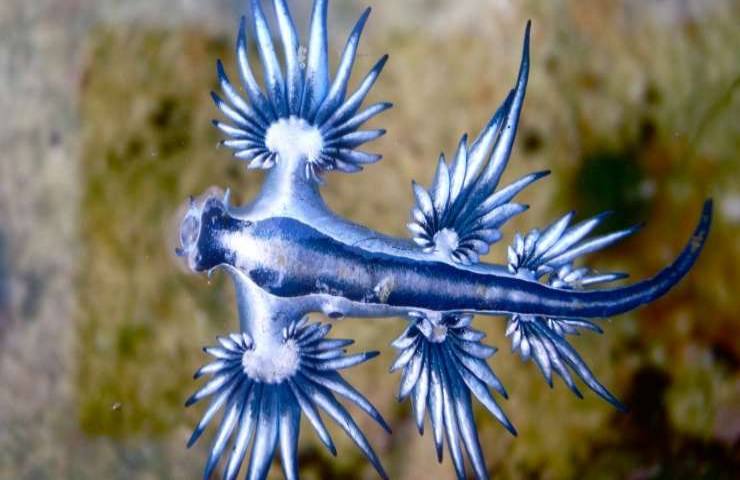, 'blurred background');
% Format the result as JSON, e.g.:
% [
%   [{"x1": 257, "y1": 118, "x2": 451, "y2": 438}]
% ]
[{"x1": 0, "y1": 0, "x2": 738, "y2": 478}]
